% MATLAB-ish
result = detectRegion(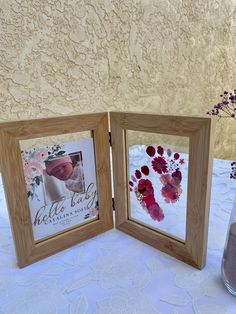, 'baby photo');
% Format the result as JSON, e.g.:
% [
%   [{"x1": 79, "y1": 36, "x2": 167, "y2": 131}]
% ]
[{"x1": 44, "y1": 152, "x2": 85, "y2": 204}]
